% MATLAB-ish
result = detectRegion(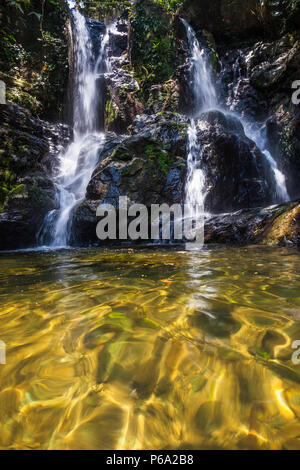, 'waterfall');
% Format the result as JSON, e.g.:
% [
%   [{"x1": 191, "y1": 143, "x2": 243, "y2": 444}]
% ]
[
  {"x1": 38, "y1": 8, "x2": 112, "y2": 248},
  {"x1": 181, "y1": 19, "x2": 217, "y2": 113},
  {"x1": 181, "y1": 19, "x2": 289, "y2": 229},
  {"x1": 181, "y1": 20, "x2": 217, "y2": 244},
  {"x1": 242, "y1": 120, "x2": 289, "y2": 202}
]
